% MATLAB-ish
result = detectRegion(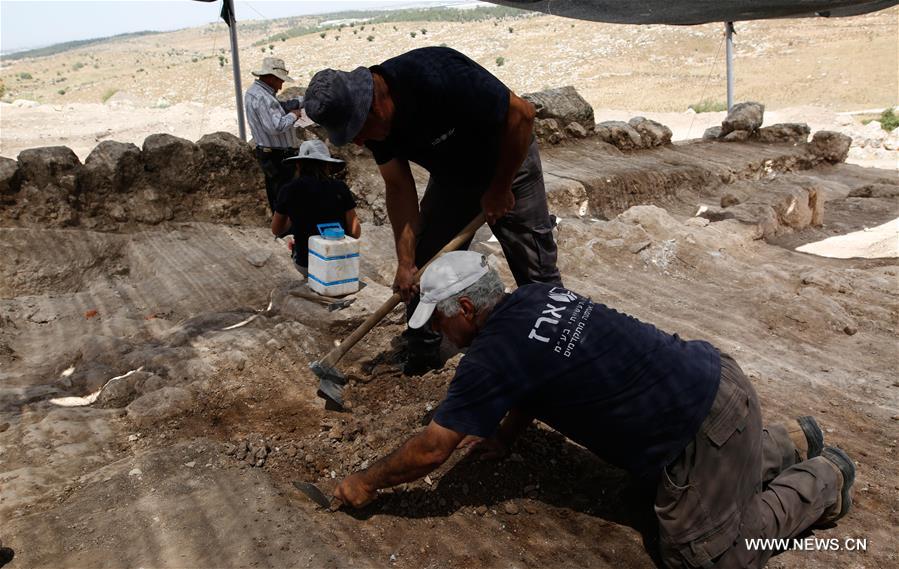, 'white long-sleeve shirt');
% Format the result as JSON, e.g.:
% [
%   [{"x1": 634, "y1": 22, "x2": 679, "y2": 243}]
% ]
[{"x1": 244, "y1": 80, "x2": 300, "y2": 149}]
